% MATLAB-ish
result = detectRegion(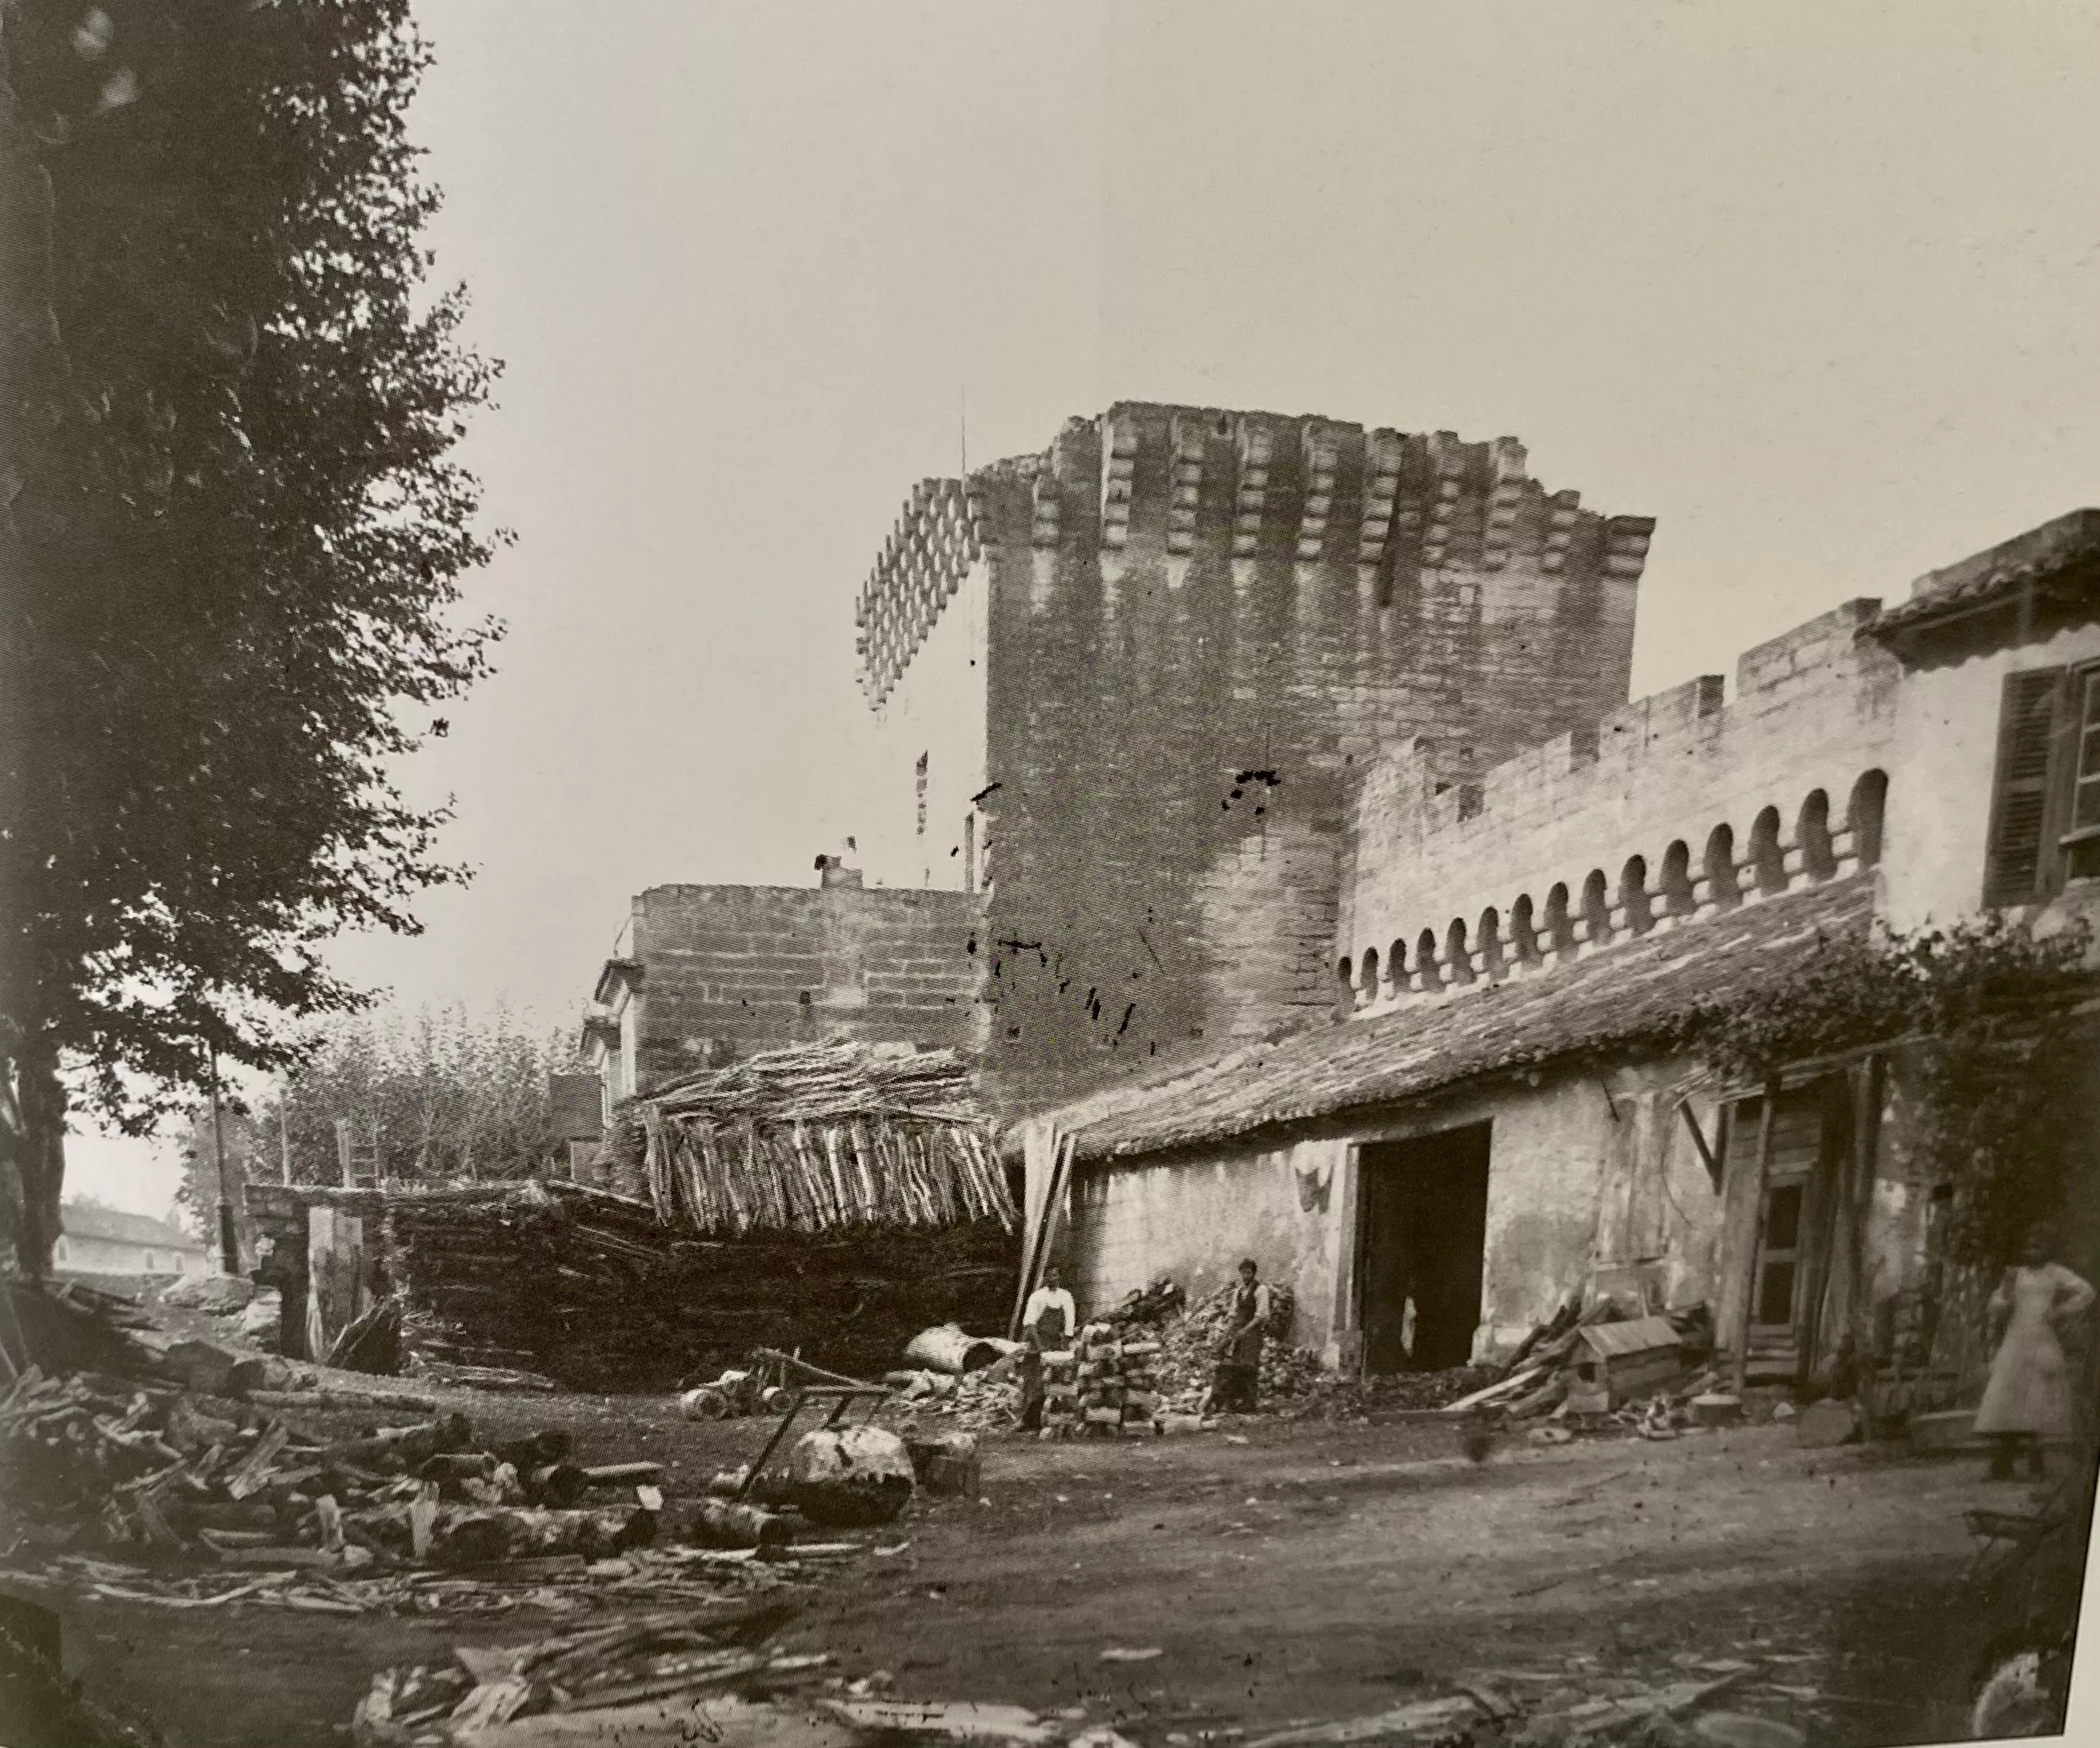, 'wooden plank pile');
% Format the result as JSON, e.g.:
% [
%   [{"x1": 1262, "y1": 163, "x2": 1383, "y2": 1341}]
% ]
[
  {"x1": 292, "y1": 1180, "x2": 1017, "y2": 1392},
  {"x1": 351, "y1": 1598, "x2": 831, "y2": 1744},
  {"x1": 636, "y1": 1044, "x2": 1013, "y2": 1238},
  {"x1": 1438, "y1": 1300, "x2": 1716, "y2": 1425}
]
